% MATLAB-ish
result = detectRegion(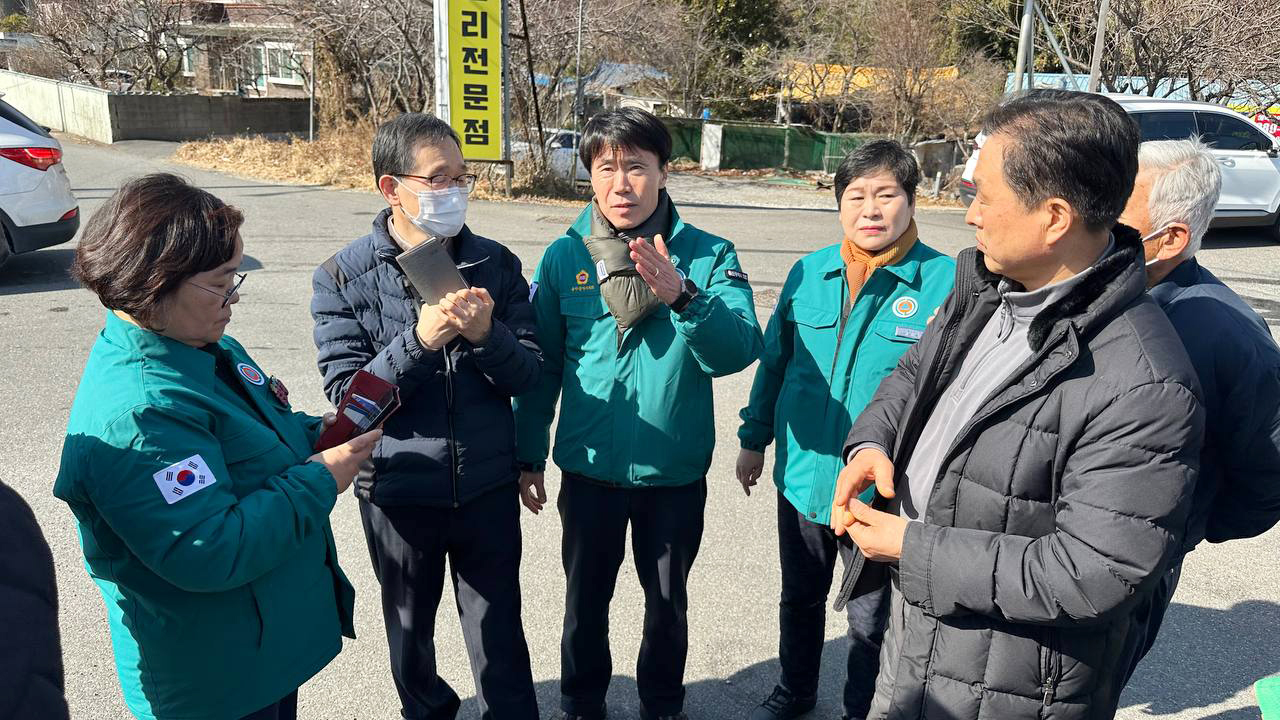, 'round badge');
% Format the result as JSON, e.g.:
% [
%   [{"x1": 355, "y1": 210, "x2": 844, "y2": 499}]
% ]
[
  {"x1": 576, "y1": 270, "x2": 590, "y2": 286},
  {"x1": 176, "y1": 469, "x2": 196, "y2": 486},
  {"x1": 892, "y1": 297, "x2": 918, "y2": 318},
  {"x1": 237, "y1": 362, "x2": 265, "y2": 385}
]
